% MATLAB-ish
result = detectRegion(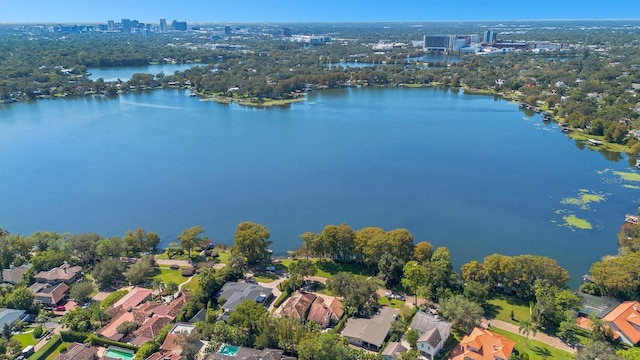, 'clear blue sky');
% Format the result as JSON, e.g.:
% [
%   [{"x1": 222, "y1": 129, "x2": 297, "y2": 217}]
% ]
[{"x1": 0, "y1": 0, "x2": 638, "y2": 23}]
